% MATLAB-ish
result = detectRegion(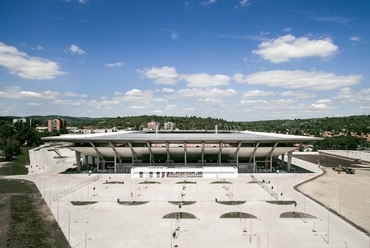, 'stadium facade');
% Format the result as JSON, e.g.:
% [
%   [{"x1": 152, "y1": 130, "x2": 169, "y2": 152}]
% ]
[{"x1": 42, "y1": 129, "x2": 322, "y2": 178}]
